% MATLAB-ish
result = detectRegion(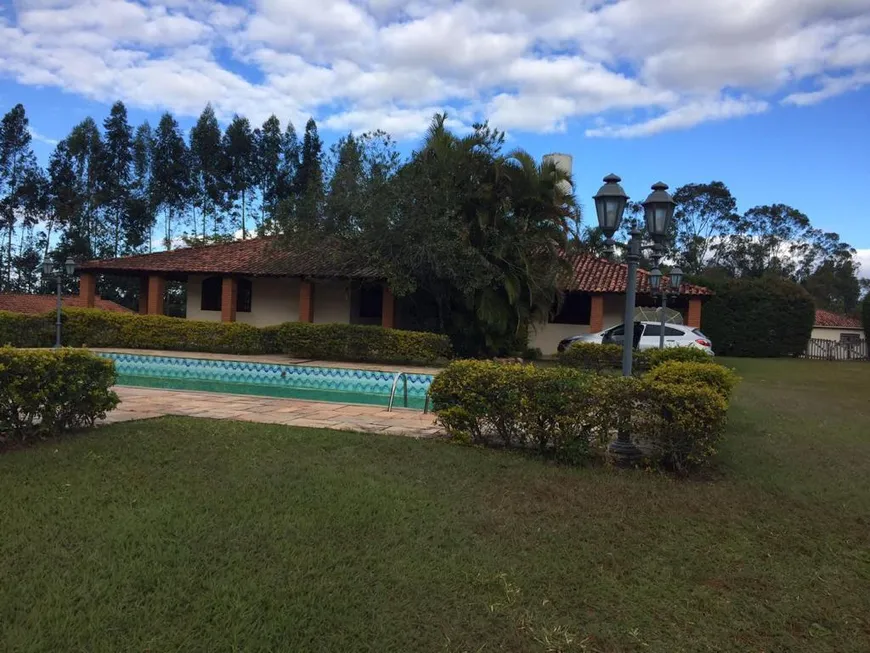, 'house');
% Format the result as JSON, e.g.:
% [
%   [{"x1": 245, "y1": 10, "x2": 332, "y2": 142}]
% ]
[
  {"x1": 75, "y1": 237, "x2": 711, "y2": 355},
  {"x1": 0, "y1": 292, "x2": 130, "y2": 314},
  {"x1": 812, "y1": 309, "x2": 865, "y2": 346}
]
